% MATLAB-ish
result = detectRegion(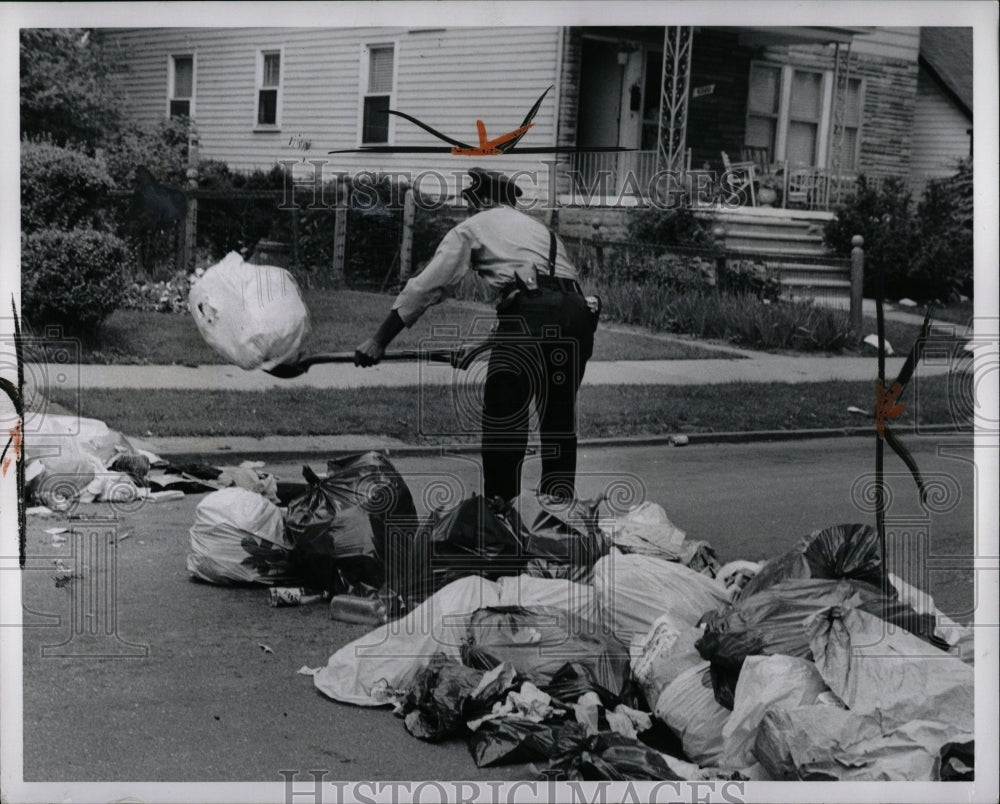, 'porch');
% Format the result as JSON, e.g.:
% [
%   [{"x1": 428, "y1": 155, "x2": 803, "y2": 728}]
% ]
[{"x1": 560, "y1": 25, "x2": 885, "y2": 214}]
